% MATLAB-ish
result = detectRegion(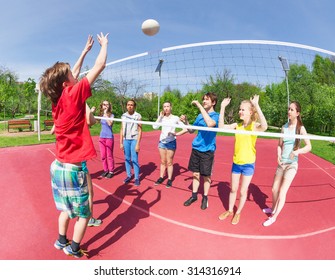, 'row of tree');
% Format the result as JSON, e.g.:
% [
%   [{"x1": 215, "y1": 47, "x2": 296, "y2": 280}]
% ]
[
  {"x1": 0, "y1": 67, "x2": 37, "y2": 119},
  {"x1": 1, "y1": 55, "x2": 334, "y2": 135}
]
